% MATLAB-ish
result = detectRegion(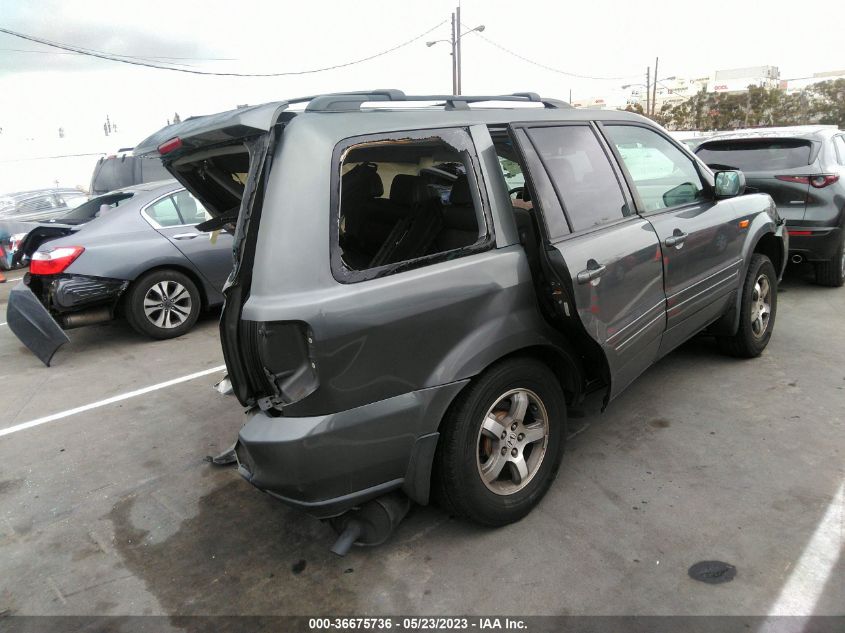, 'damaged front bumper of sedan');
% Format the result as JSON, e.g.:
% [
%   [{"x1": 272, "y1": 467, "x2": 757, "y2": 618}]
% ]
[{"x1": 6, "y1": 274, "x2": 128, "y2": 365}]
